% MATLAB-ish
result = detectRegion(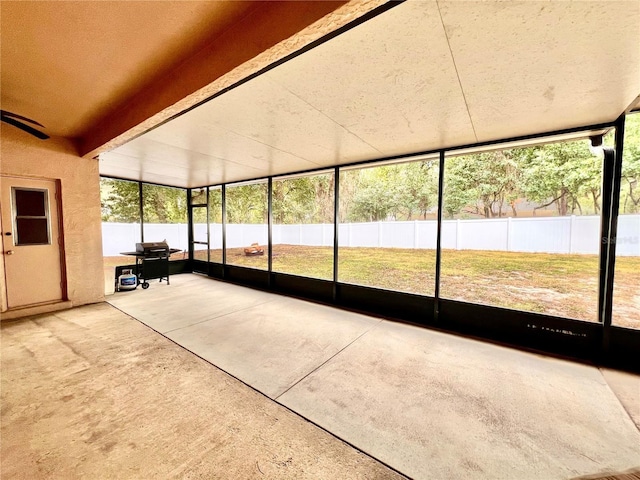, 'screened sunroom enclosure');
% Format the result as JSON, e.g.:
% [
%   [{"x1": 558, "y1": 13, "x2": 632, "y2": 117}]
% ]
[
  {"x1": 101, "y1": 111, "x2": 640, "y2": 369},
  {"x1": 99, "y1": 0, "x2": 639, "y2": 369}
]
